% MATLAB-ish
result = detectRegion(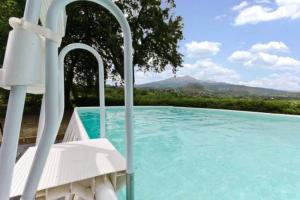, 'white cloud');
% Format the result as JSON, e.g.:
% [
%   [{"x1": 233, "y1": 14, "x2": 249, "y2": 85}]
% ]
[
  {"x1": 255, "y1": 0, "x2": 272, "y2": 4},
  {"x1": 250, "y1": 41, "x2": 289, "y2": 52},
  {"x1": 179, "y1": 59, "x2": 240, "y2": 83},
  {"x1": 133, "y1": 59, "x2": 240, "y2": 85},
  {"x1": 185, "y1": 41, "x2": 221, "y2": 58},
  {"x1": 229, "y1": 41, "x2": 300, "y2": 70},
  {"x1": 215, "y1": 14, "x2": 227, "y2": 20},
  {"x1": 230, "y1": 51, "x2": 300, "y2": 69},
  {"x1": 134, "y1": 67, "x2": 174, "y2": 84},
  {"x1": 234, "y1": 0, "x2": 300, "y2": 25},
  {"x1": 244, "y1": 73, "x2": 300, "y2": 91},
  {"x1": 232, "y1": 1, "x2": 250, "y2": 11},
  {"x1": 228, "y1": 51, "x2": 253, "y2": 63},
  {"x1": 248, "y1": 52, "x2": 300, "y2": 68}
]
